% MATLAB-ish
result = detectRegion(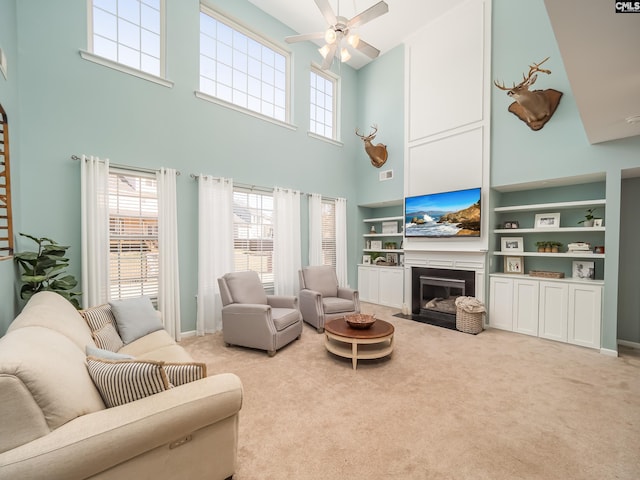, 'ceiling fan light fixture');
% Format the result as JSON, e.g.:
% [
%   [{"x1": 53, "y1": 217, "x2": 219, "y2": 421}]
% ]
[
  {"x1": 318, "y1": 44, "x2": 331, "y2": 59},
  {"x1": 324, "y1": 28, "x2": 337, "y2": 44},
  {"x1": 340, "y1": 47, "x2": 351, "y2": 62},
  {"x1": 347, "y1": 33, "x2": 360, "y2": 48}
]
